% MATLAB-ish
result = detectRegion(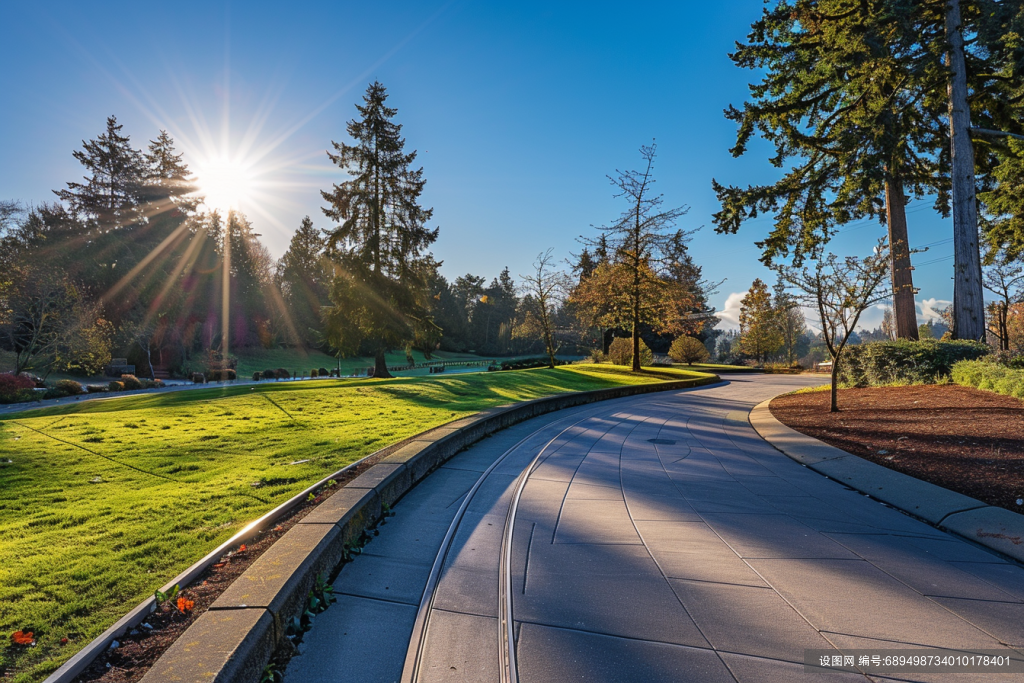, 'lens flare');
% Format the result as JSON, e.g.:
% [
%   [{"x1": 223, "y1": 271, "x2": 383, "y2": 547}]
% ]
[{"x1": 194, "y1": 156, "x2": 253, "y2": 213}]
